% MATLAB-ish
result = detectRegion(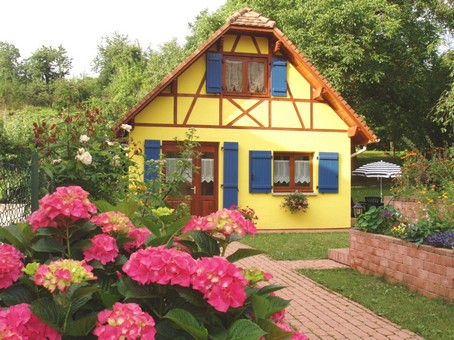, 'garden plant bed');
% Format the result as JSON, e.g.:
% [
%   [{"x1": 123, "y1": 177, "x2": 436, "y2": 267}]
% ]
[{"x1": 349, "y1": 229, "x2": 454, "y2": 302}]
